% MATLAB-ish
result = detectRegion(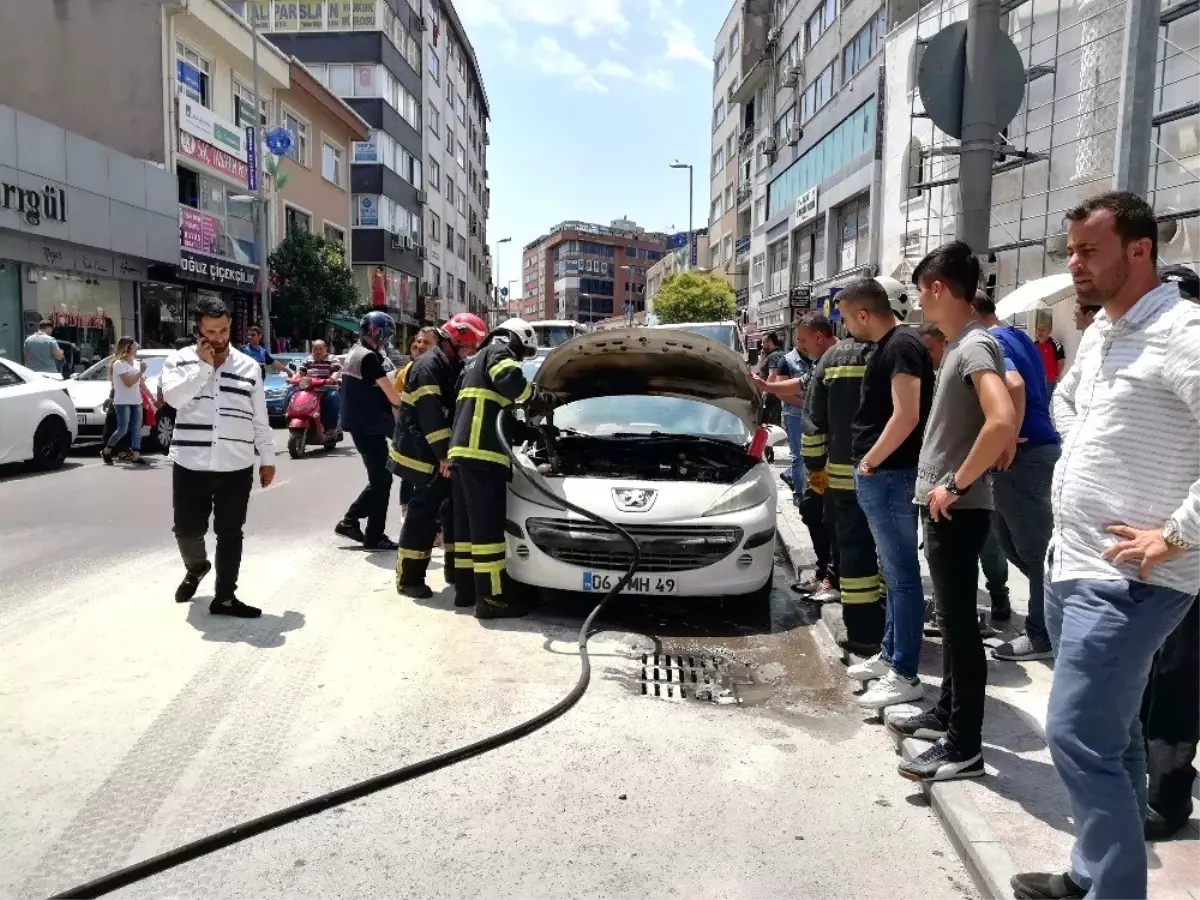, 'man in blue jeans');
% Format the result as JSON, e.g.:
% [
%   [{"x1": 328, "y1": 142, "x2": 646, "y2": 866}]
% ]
[
  {"x1": 836, "y1": 278, "x2": 934, "y2": 709},
  {"x1": 1011, "y1": 193, "x2": 1200, "y2": 900},
  {"x1": 972, "y1": 292, "x2": 1060, "y2": 661}
]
